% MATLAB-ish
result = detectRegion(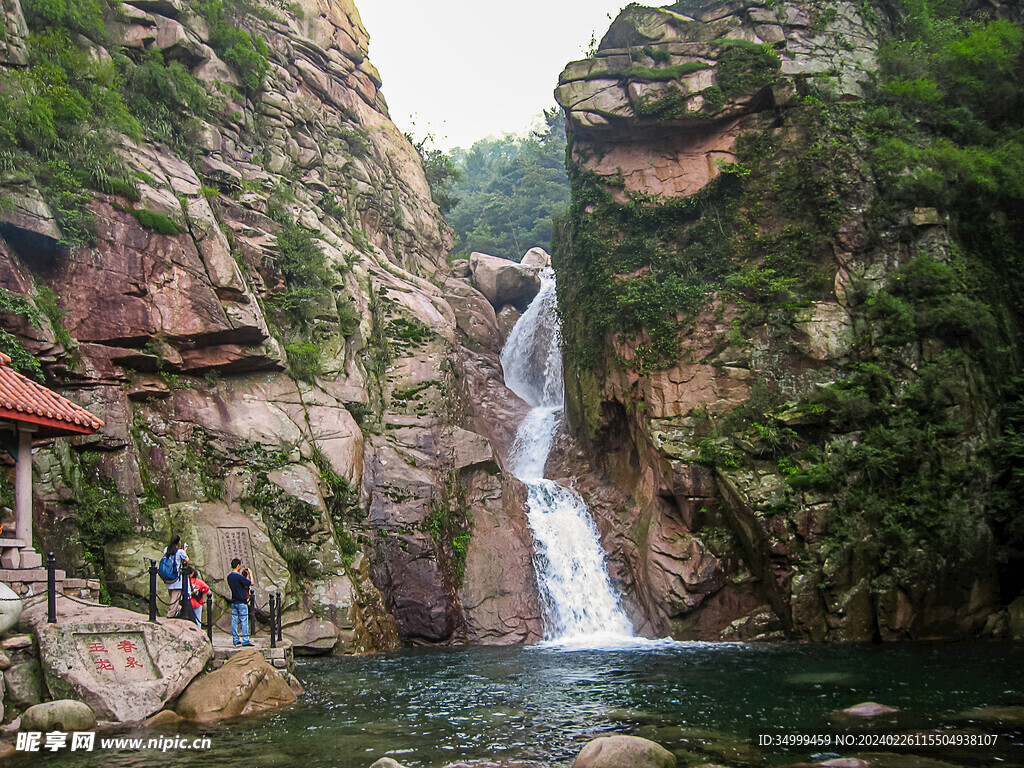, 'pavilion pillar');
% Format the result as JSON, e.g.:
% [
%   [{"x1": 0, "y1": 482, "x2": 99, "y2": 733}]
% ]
[{"x1": 14, "y1": 426, "x2": 40, "y2": 569}]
